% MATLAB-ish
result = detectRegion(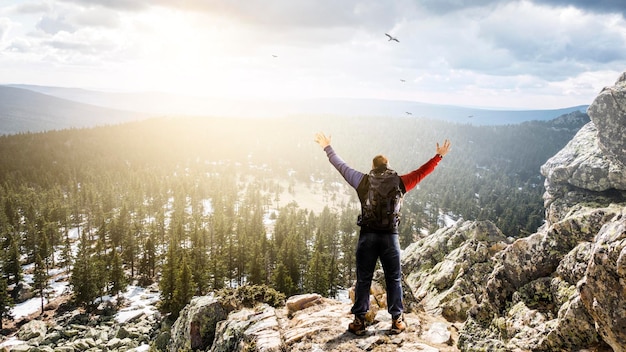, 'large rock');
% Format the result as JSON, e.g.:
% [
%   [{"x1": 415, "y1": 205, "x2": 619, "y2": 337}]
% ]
[
  {"x1": 541, "y1": 73, "x2": 626, "y2": 225},
  {"x1": 285, "y1": 294, "x2": 323, "y2": 316},
  {"x1": 168, "y1": 296, "x2": 237, "y2": 352},
  {"x1": 210, "y1": 304, "x2": 282, "y2": 352},
  {"x1": 17, "y1": 319, "x2": 48, "y2": 343},
  {"x1": 541, "y1": 122, "x2": 626, "y2": 192},
  {"x1": 587, "y1": 71, "x2": 626, "y2": 166},
  {"x1": 541, "y1": 122, "x2": 626, "y2": 223}
]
